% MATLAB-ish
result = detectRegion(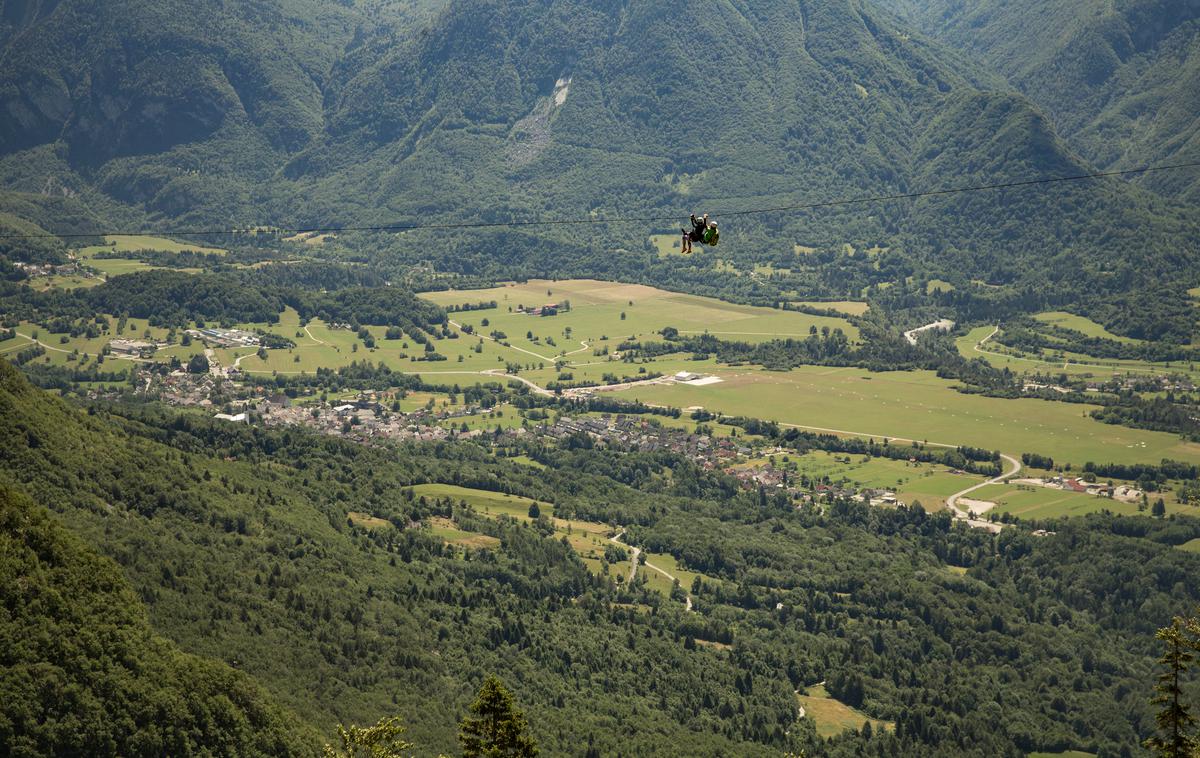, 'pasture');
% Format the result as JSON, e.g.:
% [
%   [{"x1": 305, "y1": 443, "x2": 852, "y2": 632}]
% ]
[
  {"x1": 958, "y1": 325, "x2": 1200, "y2": 382},
  {"x1": 797, "y1": 683, "x2": 892, "y2": 739},
  {"x1": 756, "y1": 450, "x2": 982, "y2": 510},
  {"x1": 969, "y1": 483, "x2": 1190, "y2": 519},
  {"x1": 419, "y1": 280, "x2": 861, "y2": 355},
  {"x1": 1033, "y1": 311, "x2": 1141, "y2": 344},
  {"x1": 614, "y1": 365, "x2": 1200, "y2": 467},
  {"x1": 79, "y1": 234, "x2": 225, "y2": 256}
]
